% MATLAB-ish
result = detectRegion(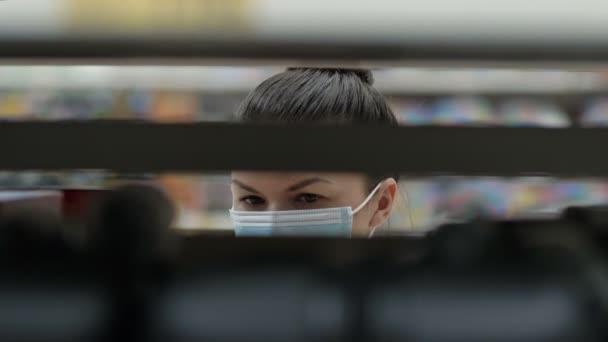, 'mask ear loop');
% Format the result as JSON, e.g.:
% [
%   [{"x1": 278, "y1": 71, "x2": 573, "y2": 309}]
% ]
[
  {"x1": 351, "y1": 182, "x2": 384, "y2": 238},
  {"x1": 368, "y1": 225, "x2": 380, "y2": 238},
  {"x1": 353, "y1": 182, "x2": 384, "y2": 215},
  {"x1": 367, "y1": 183, "x2": 415, "y2": 238}
]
